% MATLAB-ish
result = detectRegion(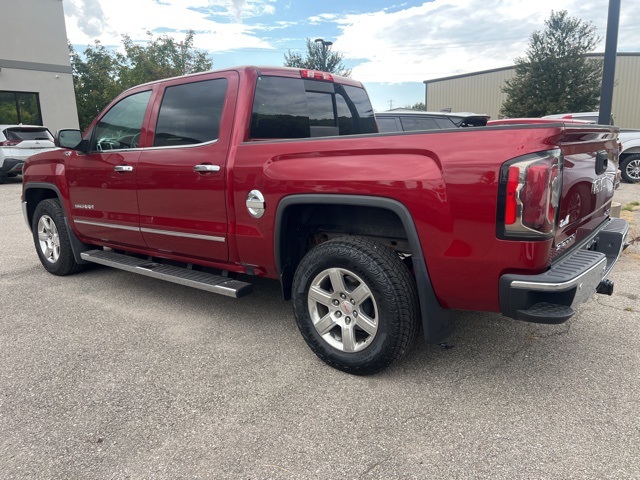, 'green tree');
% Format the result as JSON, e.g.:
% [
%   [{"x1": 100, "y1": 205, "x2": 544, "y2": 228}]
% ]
[
  {"x1": 284, "y1": 38, "x2": 351, "y2": 77},
  {"x1": 500, "y1": 10, "x2": 601, "y2": 118},
  {"x1": 409, "y1": 102, "x2": 426, "y2": 110},
  {"x1": 71, "y1": 30, "x2": 212, "y2": 130},
  {"x1": 70, "y1": 41, "x2": 124, "y2": 130},
  {"x1": 119, "y1": 31, "x2": 213, "y2": 88}
]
